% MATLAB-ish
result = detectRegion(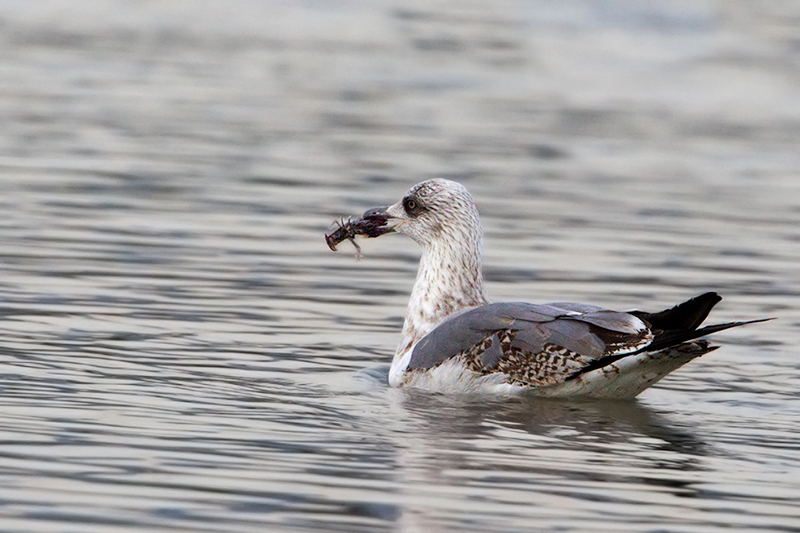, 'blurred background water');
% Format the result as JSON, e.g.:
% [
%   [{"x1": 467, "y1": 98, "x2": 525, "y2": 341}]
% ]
[{"x1": 0, "y1": 1, "x2": 799, "y2": 531}]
